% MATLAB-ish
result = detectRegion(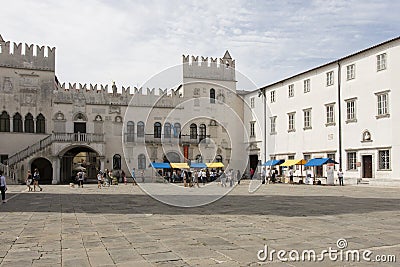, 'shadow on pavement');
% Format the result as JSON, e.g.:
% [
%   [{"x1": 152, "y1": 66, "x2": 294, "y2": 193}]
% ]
[{"x1": 1, "y1": 192, "x2": 400, "y2": 217}]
